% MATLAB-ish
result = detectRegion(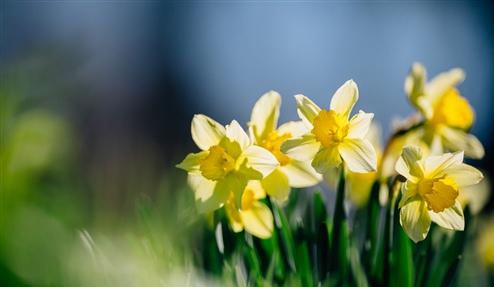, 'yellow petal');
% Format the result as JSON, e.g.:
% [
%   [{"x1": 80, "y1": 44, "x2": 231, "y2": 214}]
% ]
[
  {"x1": 444, "y1": 163, "x2": 483, "y2": 187},
  {"x1": 295, "y1": 94, "x2": 321, "y2": 126},
  {"x1": 249, "y1": 91, "x2": 281, "y2": 144},
  {"x1": 400, "y1": 197, "x2": 431, "y2": 243},
  {"x1": 330, "y1": 80, "x2": 359, "y2": 119},
  {"x1": 225, "y1": 194, "x2": 244, "y2": 232},
  {"x1": 277, "y1": 121, "x2": 309, "y2": 138},
  {"x1": 347, "y1": 110, "x2": 374, "y2": 139},
  {"x1": 428, "y1": 200, "x2": 464, "y2": 231},
  {"x1": 404, "y1": 63, "x2": 432, "y2": 119},
  {"x1": 424, "y1": 151, "x2": 463, "y2": 178},
  {"x1": 338, "y1": 139, "x2": 377, "y2": 173},
  {"x1": 395, "y1": 145, "x2": 424, "y2": 181},
  {"x1": 398, "y1": 181, "x2": 418, "y2": 208},
  {"x1": 440, "y1": 126, "x2": 485, "y2": 159},
  {"x1": 261, "y1": 168, "x2": 290, "y2": 202},
  {"x1": 280, "y1": 160, "x2": 321, "y2": 188},
  {"x1": 281, "y1": 135, "x2": 321, "y2": 162},
  {"x1": 242, "y1": 145, "x2": 279, "y2": 177},
  {"x1": 225, "y1": 120, "x2": 250, "y2": 150},
  {"x1": 191, "y1": 114, "x2": 225, "y2": 150},
  {"x1": 240, "y1": 202, "x2": 274, "y2": 239},
  {"x1": 426, "y1": 68, "x2": 465, "y2": 105},
  {"x1": 312, "y1": 146, "x2": 342, "y2": 174},
  {"x1": 176, "y1": 151, "x2": 208, "y2": 173}
]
